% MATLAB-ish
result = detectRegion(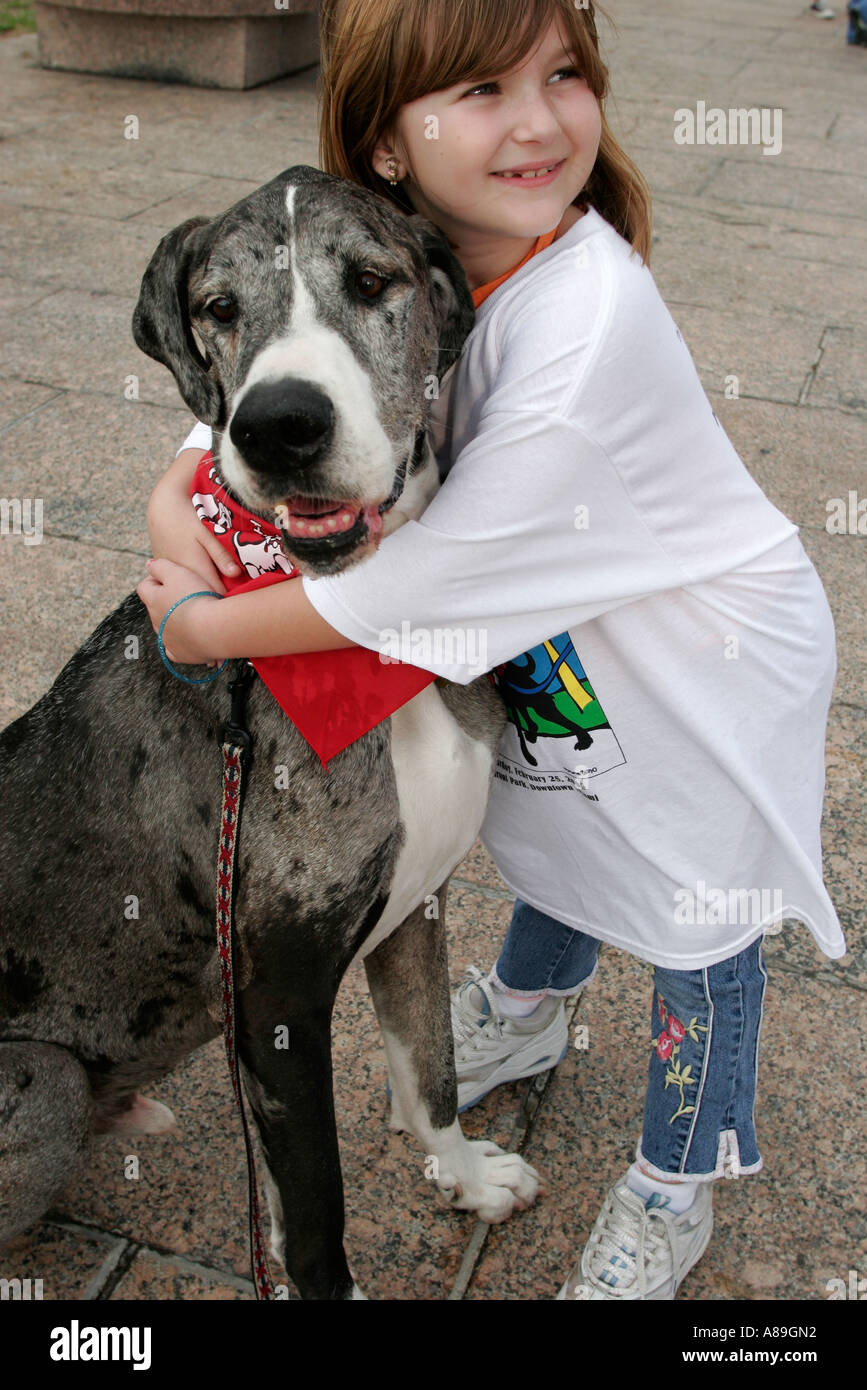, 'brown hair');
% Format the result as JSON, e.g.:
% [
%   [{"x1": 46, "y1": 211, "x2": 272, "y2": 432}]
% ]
[{"x1": 318, "y1": 0, "x2": 652, "y2": 265}]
